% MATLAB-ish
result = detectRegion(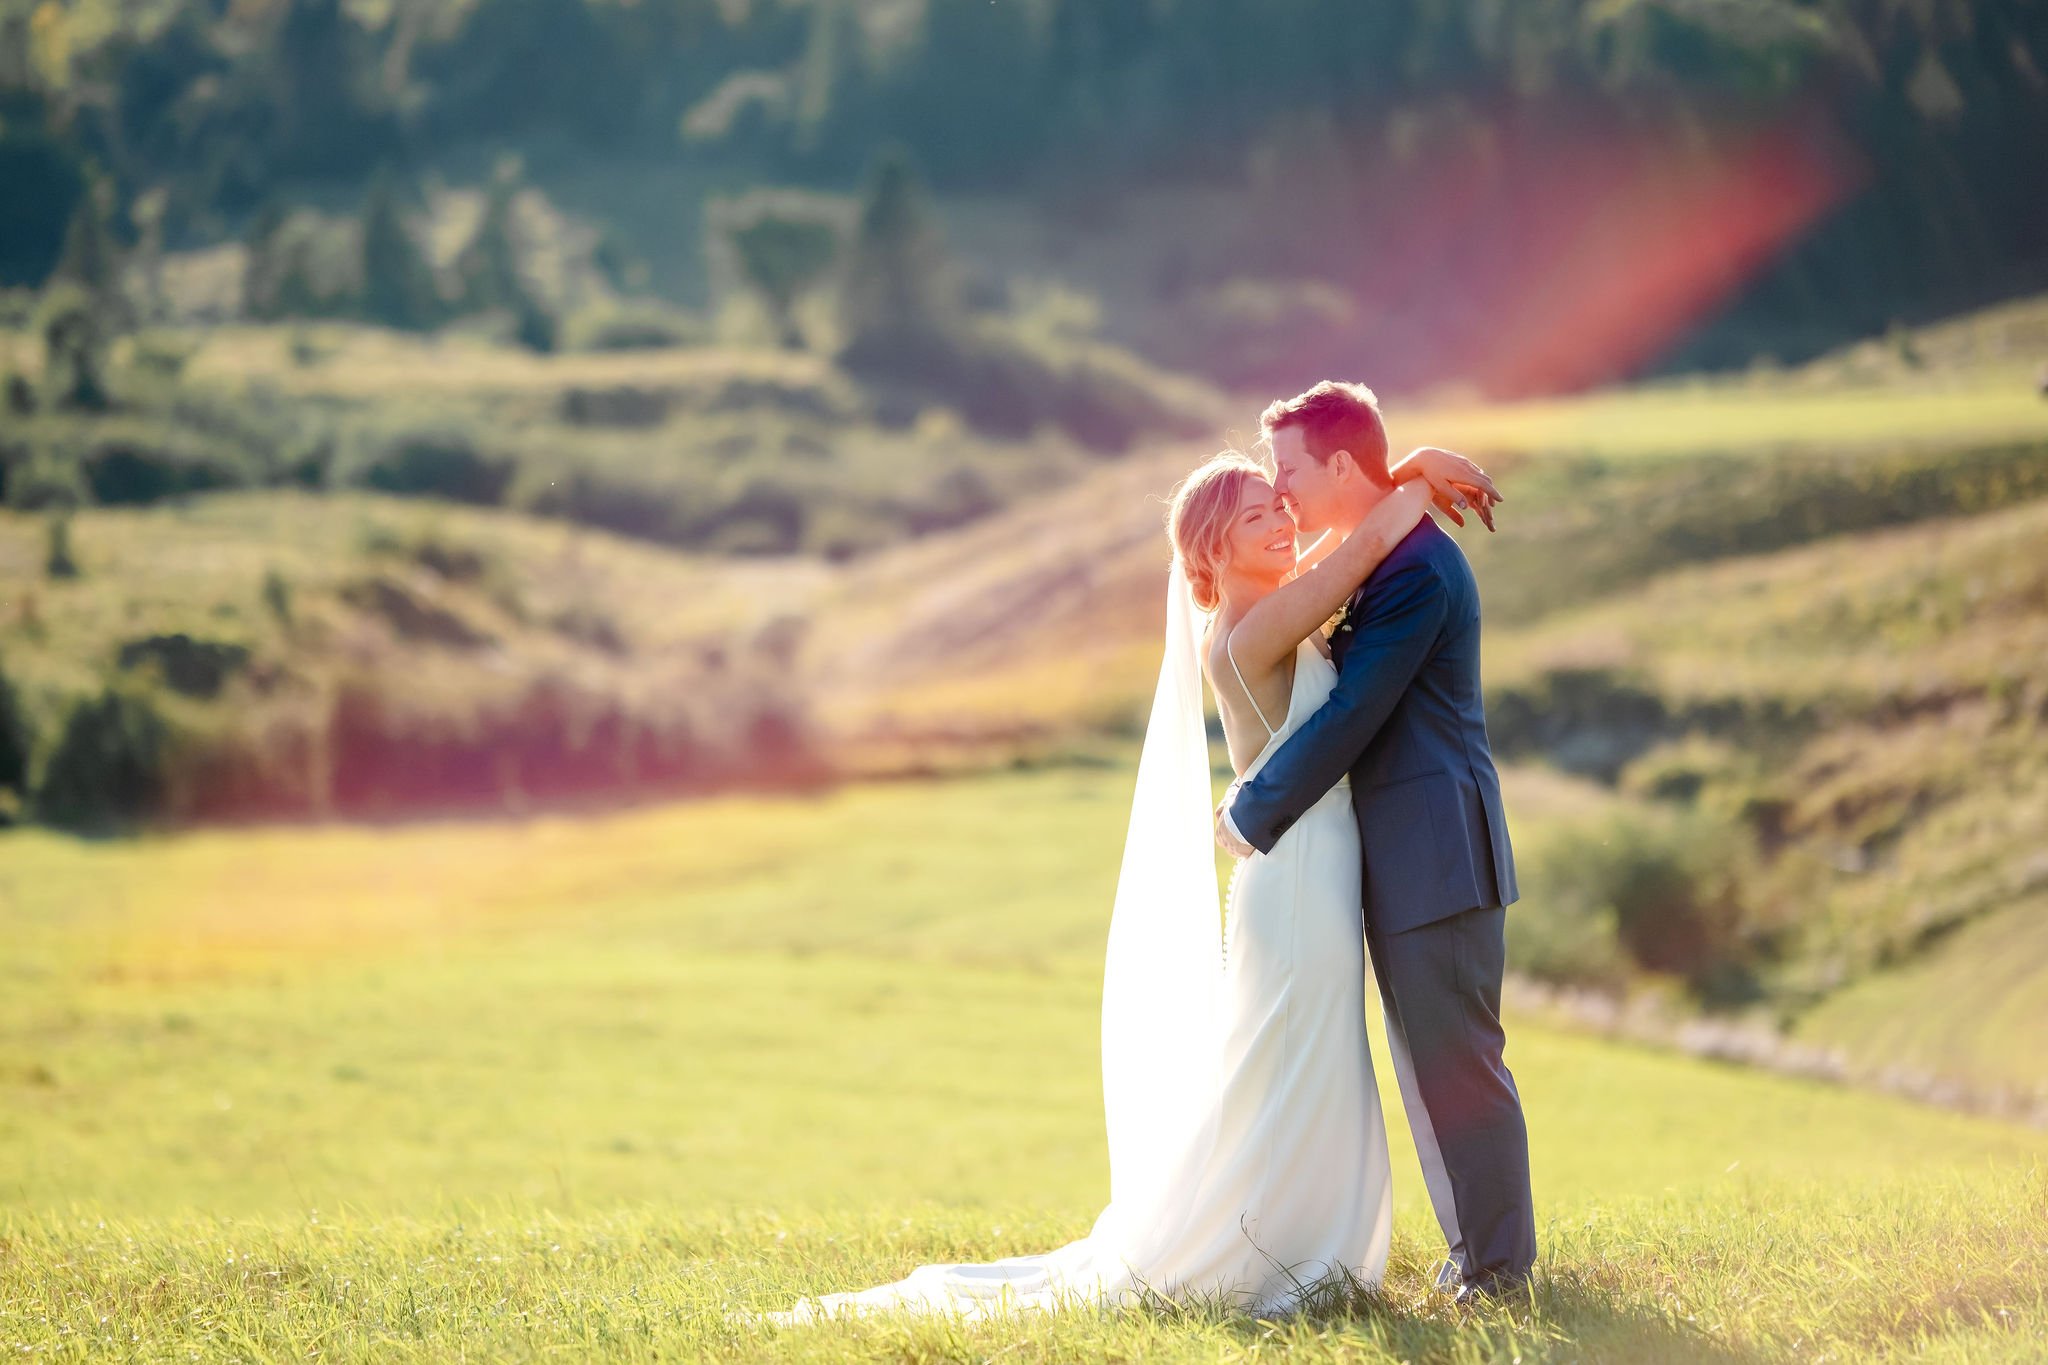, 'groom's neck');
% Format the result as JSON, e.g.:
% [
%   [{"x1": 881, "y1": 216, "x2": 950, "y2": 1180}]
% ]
[{"x1": 1328, "y1": 479, "x2": 1395, "y2": 539}]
